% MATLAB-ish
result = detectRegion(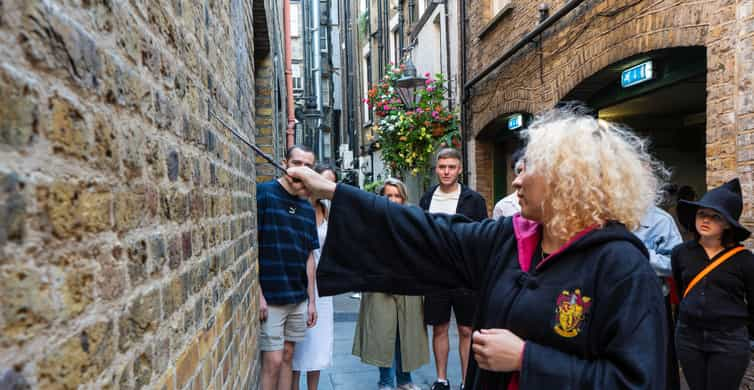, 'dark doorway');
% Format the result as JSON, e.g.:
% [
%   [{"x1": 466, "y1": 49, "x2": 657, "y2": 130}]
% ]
[{"x1": 563, "y1": 47, "x2": 707, "y2": 197}]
